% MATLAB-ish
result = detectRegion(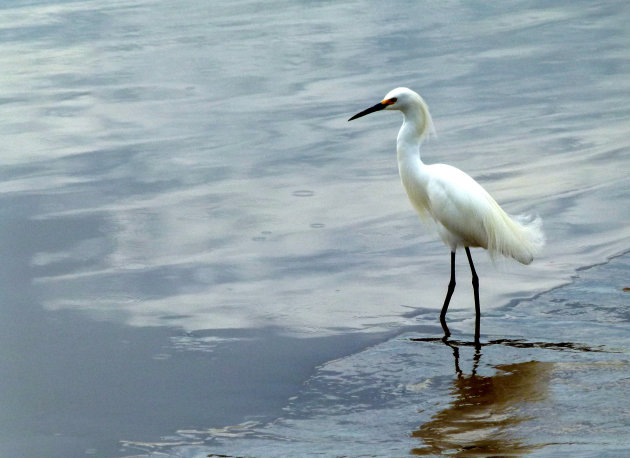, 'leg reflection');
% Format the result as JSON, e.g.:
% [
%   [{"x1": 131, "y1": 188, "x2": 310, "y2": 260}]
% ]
[
  {"x1": 441, "y1": 338, "x2": 462, "y2": 377},
  {"x1": 411, "y1": 342, "x2": 553, "y2": 456}
]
